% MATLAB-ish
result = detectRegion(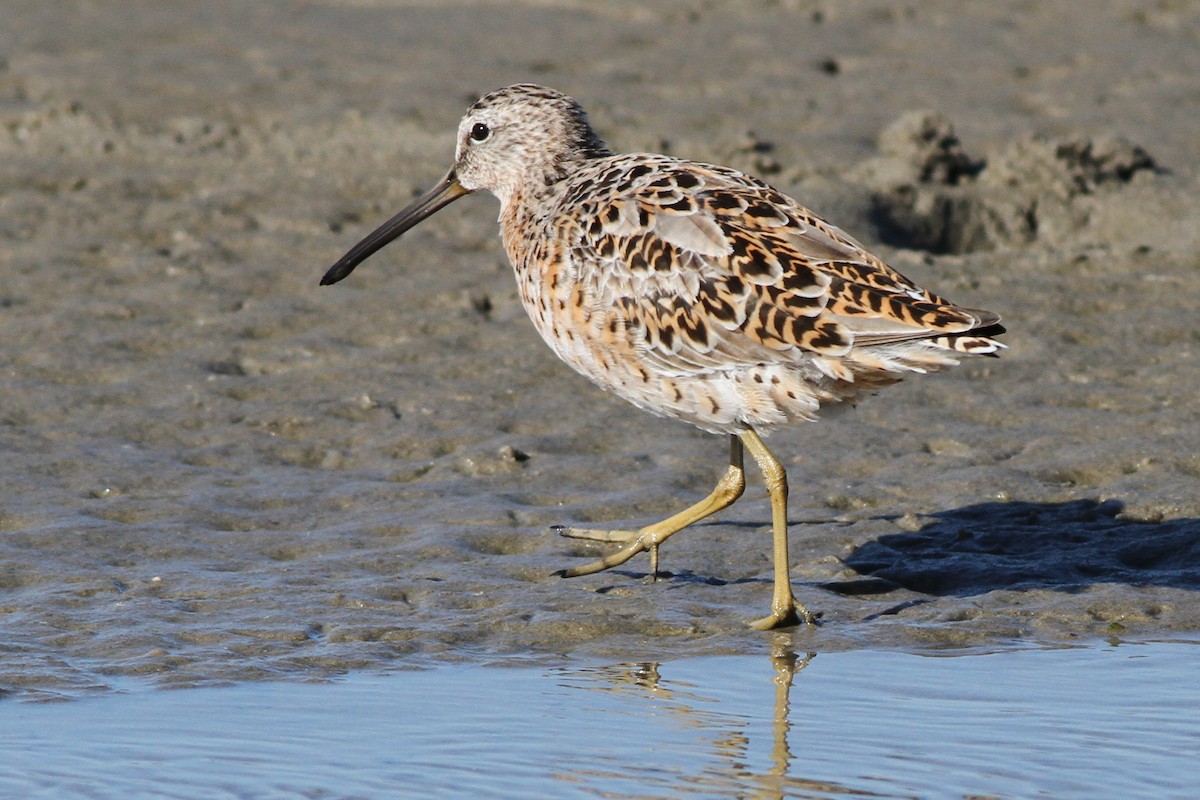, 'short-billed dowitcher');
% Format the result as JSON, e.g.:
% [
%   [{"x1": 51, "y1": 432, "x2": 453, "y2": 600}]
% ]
[{"x1": 322, "y1": 84, "x2": 1005, "y2": 629}]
